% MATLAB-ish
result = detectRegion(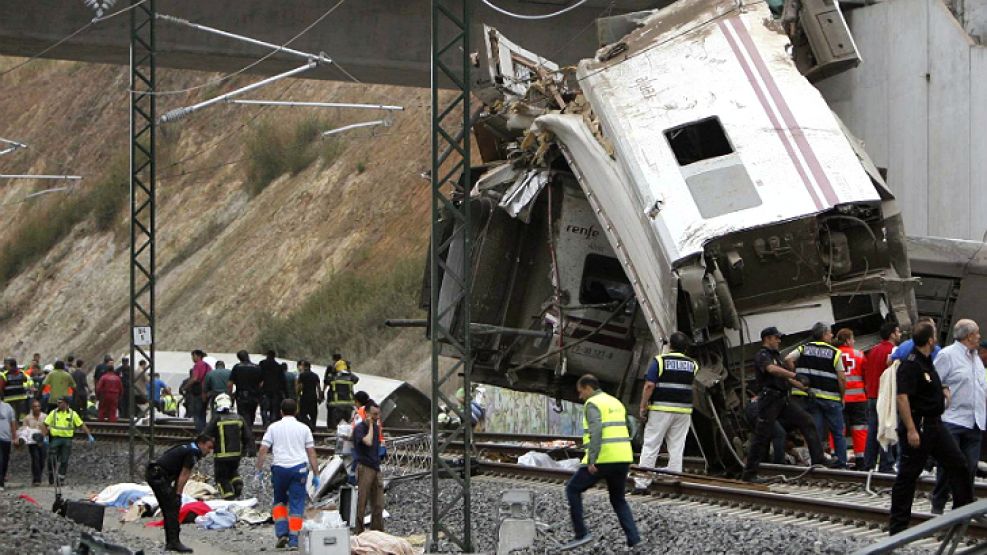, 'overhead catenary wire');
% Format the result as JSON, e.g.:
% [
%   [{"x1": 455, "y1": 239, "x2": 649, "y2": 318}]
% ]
[
  {"x1": 480, "y1": 0, "x2": 591, "y2": 20},
  {"x1": 159, "y1": 61, "x2": 317, "y2": 123},
  {"x1": 0, "y1": 0, "x2": 148, "y2": 79},
  {"x1": 0, "y1": 174, "x2": 83, "y2": 181},
  {"x1": 145, "y1": 0, "x2": 347, "y2": 96},
  {"x1": 226, "y1": 99, "x2": 403, "y2": 111}
]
